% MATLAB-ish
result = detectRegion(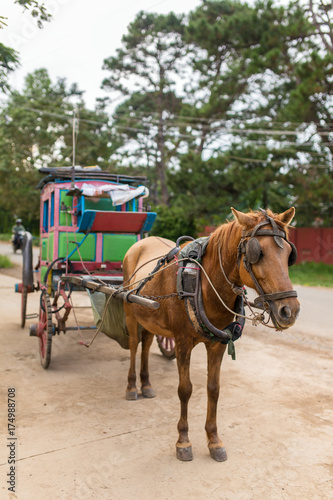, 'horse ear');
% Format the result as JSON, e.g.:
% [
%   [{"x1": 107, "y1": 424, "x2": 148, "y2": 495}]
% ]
[
  {"x1": 276, "y1": 207, "x2": 295, "y2": 226},
  {"x1": 231, "y1": 208, "x2": 253, "y2": 229}
]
